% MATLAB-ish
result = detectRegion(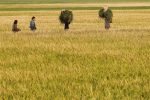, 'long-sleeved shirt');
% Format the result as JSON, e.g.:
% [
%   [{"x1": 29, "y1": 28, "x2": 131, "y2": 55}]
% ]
[{"x1": 30, "y1": 20, "x2": 36, "y2": 30}]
